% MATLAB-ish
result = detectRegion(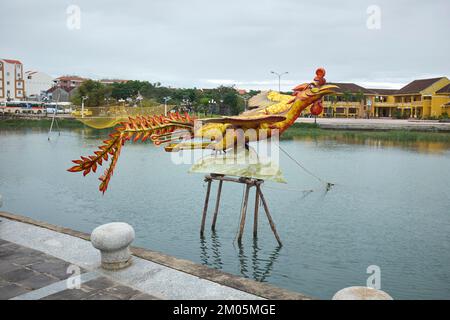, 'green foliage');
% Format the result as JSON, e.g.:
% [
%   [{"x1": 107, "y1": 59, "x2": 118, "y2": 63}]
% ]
[
  {"x1": 283, "y1": 122, "x2": 450, "y2": 143},
  {"x1": 70, "y1": 79, "x2": 251, "y2": 115},
  {"x1": 354, "y1": 90, "x2": 365, "y2": 102},
  {"x1": 199, "y1": 97, "x2": 210, "y2": 106},
  {"x1": 342, "y1": 90, "x2": 353, "y2": 102},
  {"x1": 329, "y1": 95, "x2": 338, "y2": 103},
  {"x1": 71, "y1": 80, "x2": 112, "y2": 107},
  {"x1": 223, "y1": 92, "x2": 240, "y2": 115}
]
